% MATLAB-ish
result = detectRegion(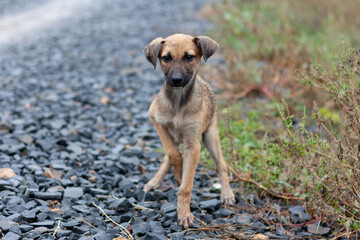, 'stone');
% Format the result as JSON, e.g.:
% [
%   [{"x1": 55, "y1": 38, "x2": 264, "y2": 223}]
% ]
[
  {"x1": 2, "y1": 232, "x2": 20, "y2": 240},
  {"x1": 0, "y1": 180, "x2": 12, "y2": 190},
  {"x1": 153, "y1": 189, "x2": 163, "y2": 201},
  {"x1": 235, "y1": 214, "x2": 254, "y2": 224},
  {"x1": 170, "y1": 222, "x2": 182, "y2": 232},
  {"x1": 24, "y1": 200, "x2": 37, "y2": 210},
  {"x1": 19, "y1": 135, "x2": 33, "y2": 145},
  {"x1": 36, "y1": 212, "x2": 48, "y2": 222},
  {"x1": 36, "y1": 139, "x2": 53, "y2": 152},
  {"x1": 288, "y1": 206, "x2": 305, "y2": 215},
  {"x1": 72, "y1": 205, "x2": 91, "y2": 214},
  {"x1": 0, "y1": 168, "x2": 16, "y2": 178},
  {"x1": 30, "y1": 220, "x2": 55, "y2": 227},
  {"x1": 19, "y1": 224, "x2": 34, "y2": 232},
  {"x1": 160, "y1": 202, "x2": 177, "y2": 214},
  {"x1": 7, "y1": 213, "x2": 21, "y2": 222},
  {"x1": 110, "y1": 198, "x2": 132, "y2": 212},
  {"x1": 0, "y1": 220, "x2": 18, "y2": 231},
  {"x1": 168, "y1": 232, "x2": 185, "y2": 240},
  {"x1": 199, "y1": 214, "x2": 213, "y2": 224},
  {"x1": 33, "y1": 191, "x2": 62, "y2": 200},
  {"x1": 307, "y1": 223, "x2": 331, "y2": 235},
  {"x1": 131, "y1": 222, "x2": 151, "y2": 236},
  {"x1": 34, "y1": 226, "x2": 50, "y2": 234},
  {"x1": 44, "y1": 168, "x2": 62, "y2": 180},
  {"x1": 145, "y1": 233, "x2": 168, "y2": 240},
  {"x1": 118, "y1": 178, "x2": 134, "y2": 190},
  {"x1": 163, "y1": 211, "x2": 177, "y2": 222},
  {"x1": 67, "y1": 144, "x2": 83, "y2": 157},
  {"x1": 56, "y1": 229, "x2": 73, "y2": 237},
  {"x1": 289, "y1": 205, "x2": 311, "y2": 223},
  {"x1": 62, "y1": 219, "x2": 81, "y2": 228},
  {"x1": 199, "y1": 199, "x2": 222, "y2": 210},
  {"x1": 119, "y1": 212, "x2": 133, "y2": 222},
  {"x1": 149, "y1": 221, "x2": 165, "y2": 235},
  {"x1": 296, "y1": 231, "x2": 313, "y2": 237},
  {"x1": 89, "y1": 188, "x2": 108, "y2": 195},
  {"x1": 94, "y1": 230, "x2": 110, "y2": 240},
  {"x1": 73, "y1": 225, "x2": 92, "y2": 234},
  {"x1": 9, "y1": 225, "x2": 22, "y2": 235},
  {"x1": 64, "y1": 187, "x2": 84, "y2": 199},
  {"x1": 213, "y1": 208, "x2": 233, "y2": 218},
  {"x1": 0, "y1": 122, "x2": 12, "y2": 132},
  {"x1": 22, "y1": 209, "x2": 38, "y2": 221}
]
